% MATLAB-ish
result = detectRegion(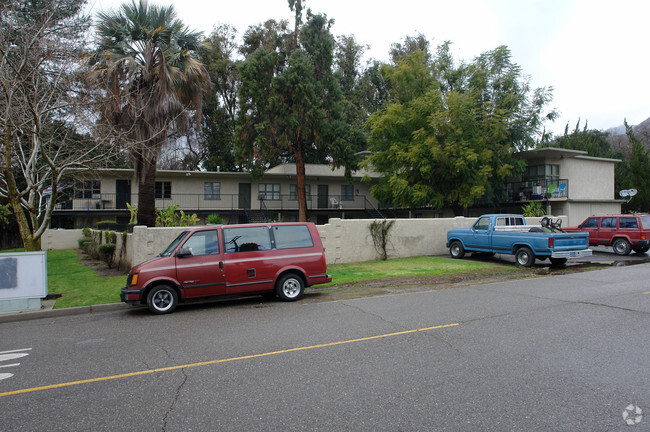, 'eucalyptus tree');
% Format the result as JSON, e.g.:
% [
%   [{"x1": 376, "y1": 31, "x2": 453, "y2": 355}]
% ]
[
  {"x1": 0, "y1": 0, "x2": 103, "y2": 250},
  {"x1": 88, "y1": 0, "x2": 210, "y2": 226}
]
